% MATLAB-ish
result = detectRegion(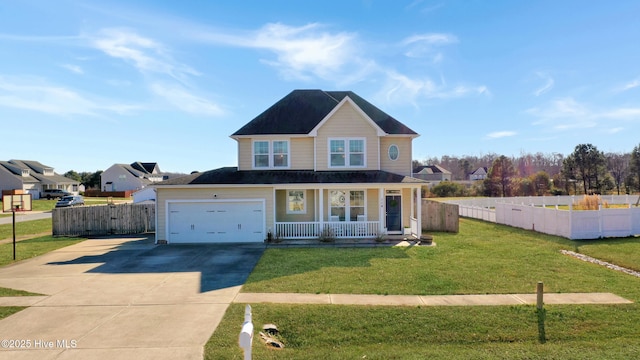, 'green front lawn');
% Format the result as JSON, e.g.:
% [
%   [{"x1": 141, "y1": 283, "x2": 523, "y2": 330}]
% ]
[
  {"x1": 0, "y1": 235, "x2": 84, "y2": 267},
  {"x1": 0, "y1": 218, "x2": 52, "y2": 240},
  {"x1": 207, "y1": 218, "x2": 640, "y2": 359},
  {"x1": 207, "y1": 303, "x2": 640, "y2": 360},
  {"x1": 243, "y1": 219, "x2": 640, "y2": 299},
  {"x1": 0, "y1": 306, "x2": 25, "y2": 321}
]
